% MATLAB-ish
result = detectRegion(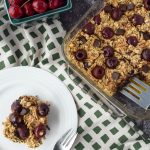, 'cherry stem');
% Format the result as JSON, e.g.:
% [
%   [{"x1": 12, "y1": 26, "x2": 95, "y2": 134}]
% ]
[{"x1": 21, "y1": 0, "x2": 31, "y2": 8}]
